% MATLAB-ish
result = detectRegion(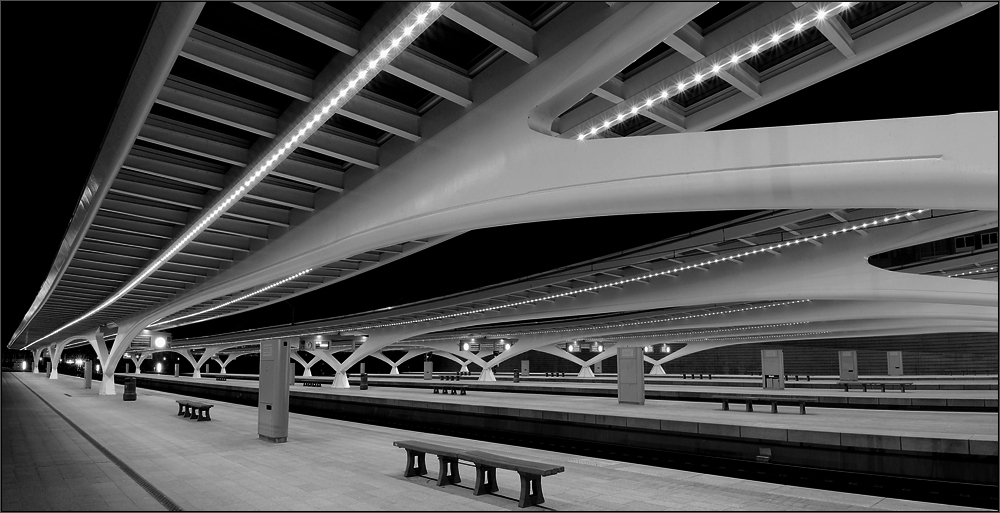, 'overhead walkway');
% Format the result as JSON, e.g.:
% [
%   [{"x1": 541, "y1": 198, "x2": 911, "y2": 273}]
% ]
[{"x1": 5, "y1": 371, "x2": 990, "y2": 512}]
